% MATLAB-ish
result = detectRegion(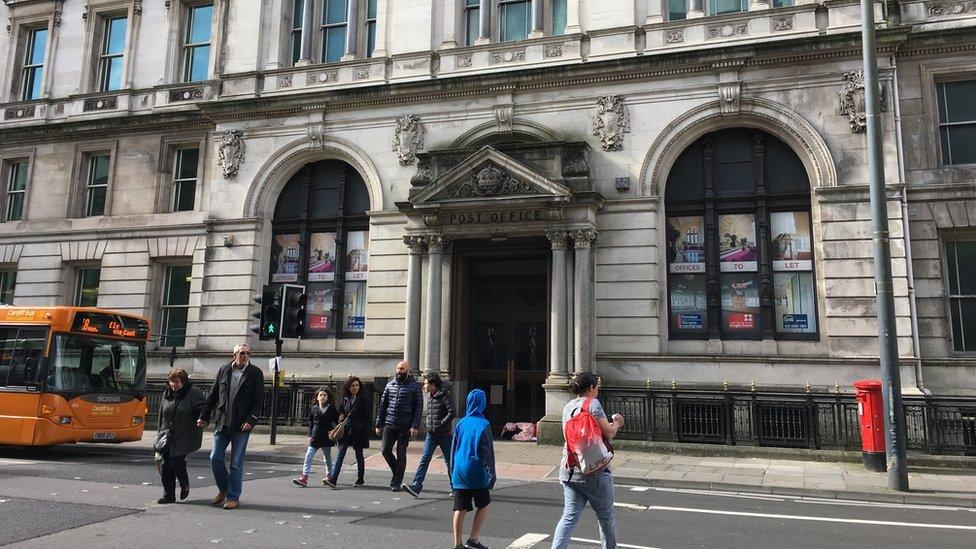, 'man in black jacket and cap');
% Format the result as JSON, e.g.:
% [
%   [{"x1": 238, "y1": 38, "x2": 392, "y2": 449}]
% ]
[
  {"x1": 375, "y1": 360, "x2": 423, "y2": 491},
  {"x1": 197, "y1": 343, "x2": 264, "y2": 510},
  {"x1": 403, "y1": 371, "x2": 455, "y2": 497}
]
